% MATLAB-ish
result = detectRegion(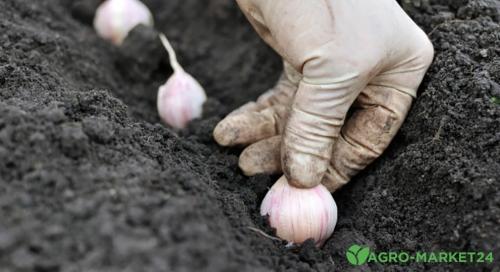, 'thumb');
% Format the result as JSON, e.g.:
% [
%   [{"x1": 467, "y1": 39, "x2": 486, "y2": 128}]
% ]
[{"x1": 282, "y1": 79, "x2": 359, "y2": 188}]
